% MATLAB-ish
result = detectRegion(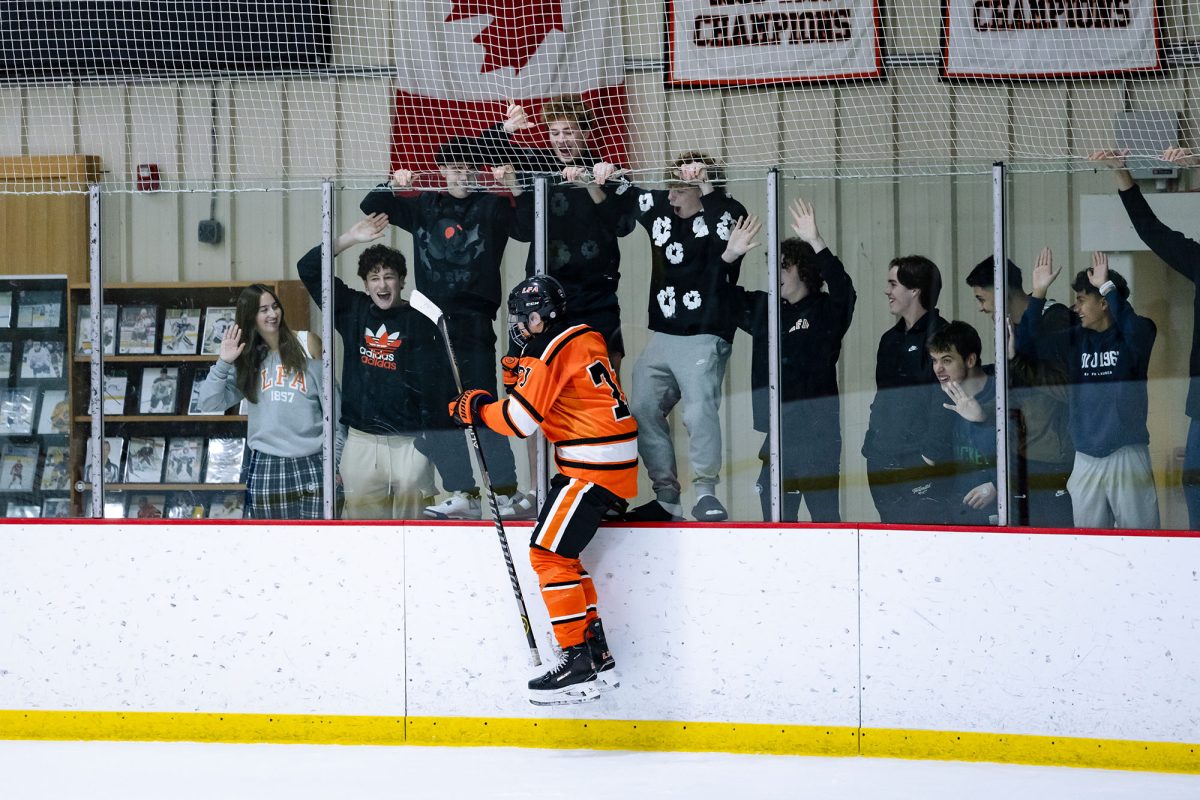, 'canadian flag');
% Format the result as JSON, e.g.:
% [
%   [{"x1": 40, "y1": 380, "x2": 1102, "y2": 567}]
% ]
[{"x1": 392, "y1": 0, "x2": 628, "y2": 174}]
